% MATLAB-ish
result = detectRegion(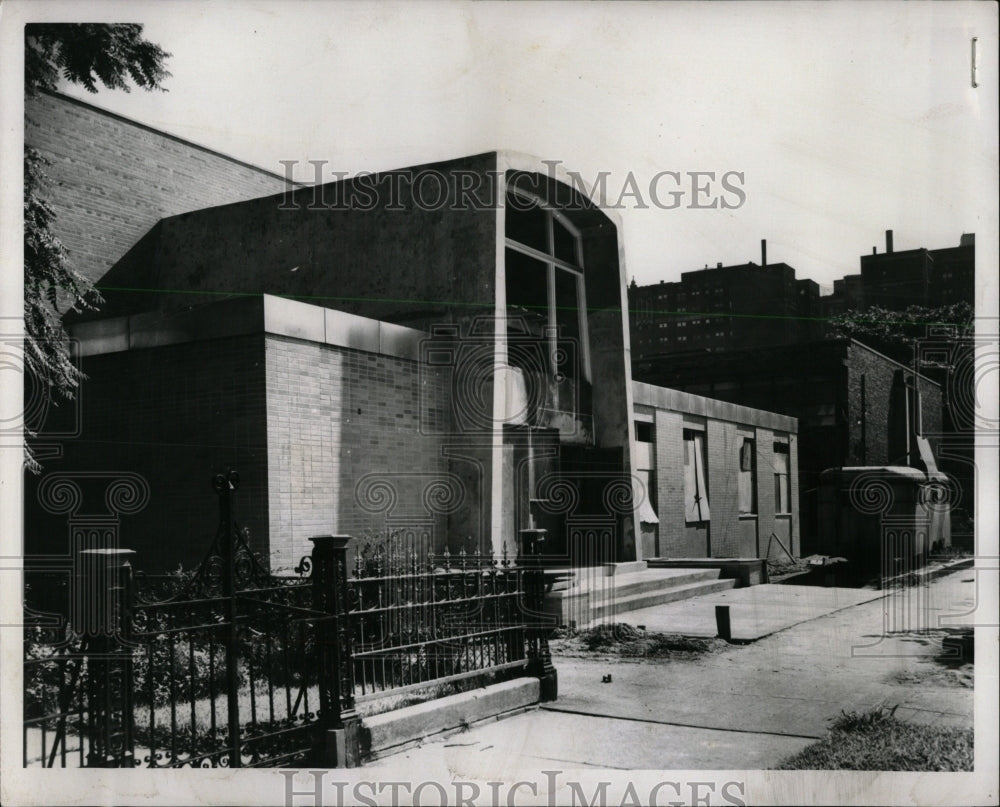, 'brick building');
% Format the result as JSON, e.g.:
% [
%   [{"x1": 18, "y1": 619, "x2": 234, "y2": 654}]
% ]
[
  {"x1": 632, "y1": 382, "x2": 799, "y2": 561},
  {"x1": 633, "y1": 339, "x2": 943, "y2": 550},
  {"x1": 628, "y1": 243, "x2": 823, "y2": 361},
  {"x1": 822, "y1": 230, "x2": 975, "y2": 316},
  {"x1": 25, "y1": 90, "x2": 292, "y2": 287},
  {"x1": 27, "y1": 145, "x2": 646, "y2": 570},
  {"x1": 25, "y1": 94, "x2": 801, "y2": 575}
]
